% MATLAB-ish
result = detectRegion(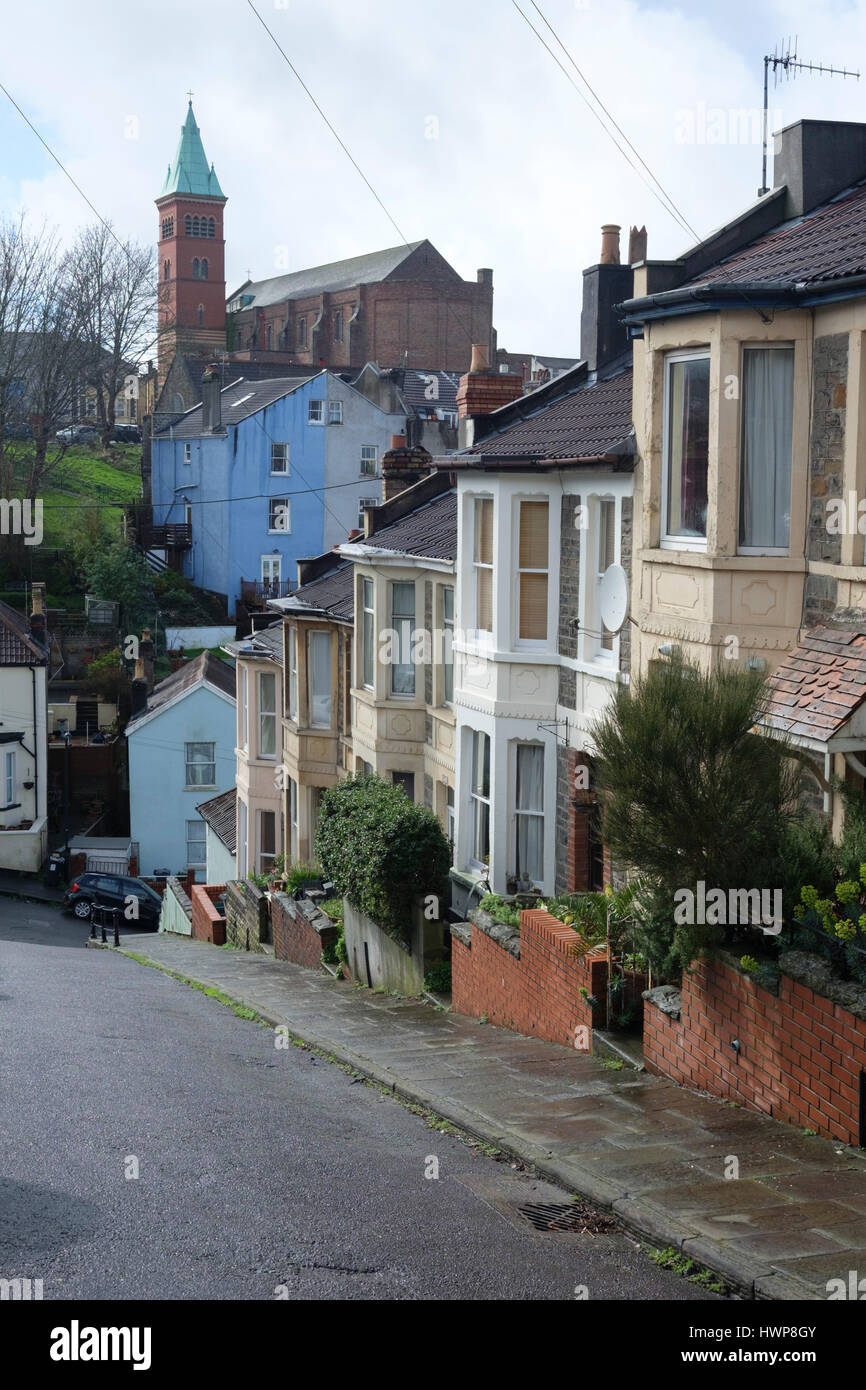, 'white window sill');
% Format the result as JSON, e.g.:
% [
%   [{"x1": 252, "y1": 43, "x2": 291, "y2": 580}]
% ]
[
  {"x1": 267, "y1": 530, "x2": 291, "y2": 536},
  {"x1": 184, "y1": 785, "x2": 217, "y2": 793}
]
